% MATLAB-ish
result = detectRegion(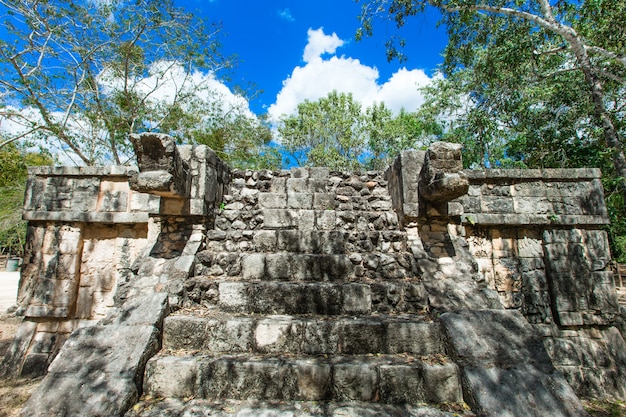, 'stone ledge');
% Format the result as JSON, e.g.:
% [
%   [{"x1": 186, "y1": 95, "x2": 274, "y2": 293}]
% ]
[
  {"x1": 461, "y1": 213, "x2": 610, "y2": 226},
  {"x1": 28, "y1": 165, "x2": 137, "y2": 177},
  {"x1": 464, "y1": 168, "x2": 602, "y2": 181},
  {"x1": 23, "y1": 211, "x2": 150, "y2": 224}
]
